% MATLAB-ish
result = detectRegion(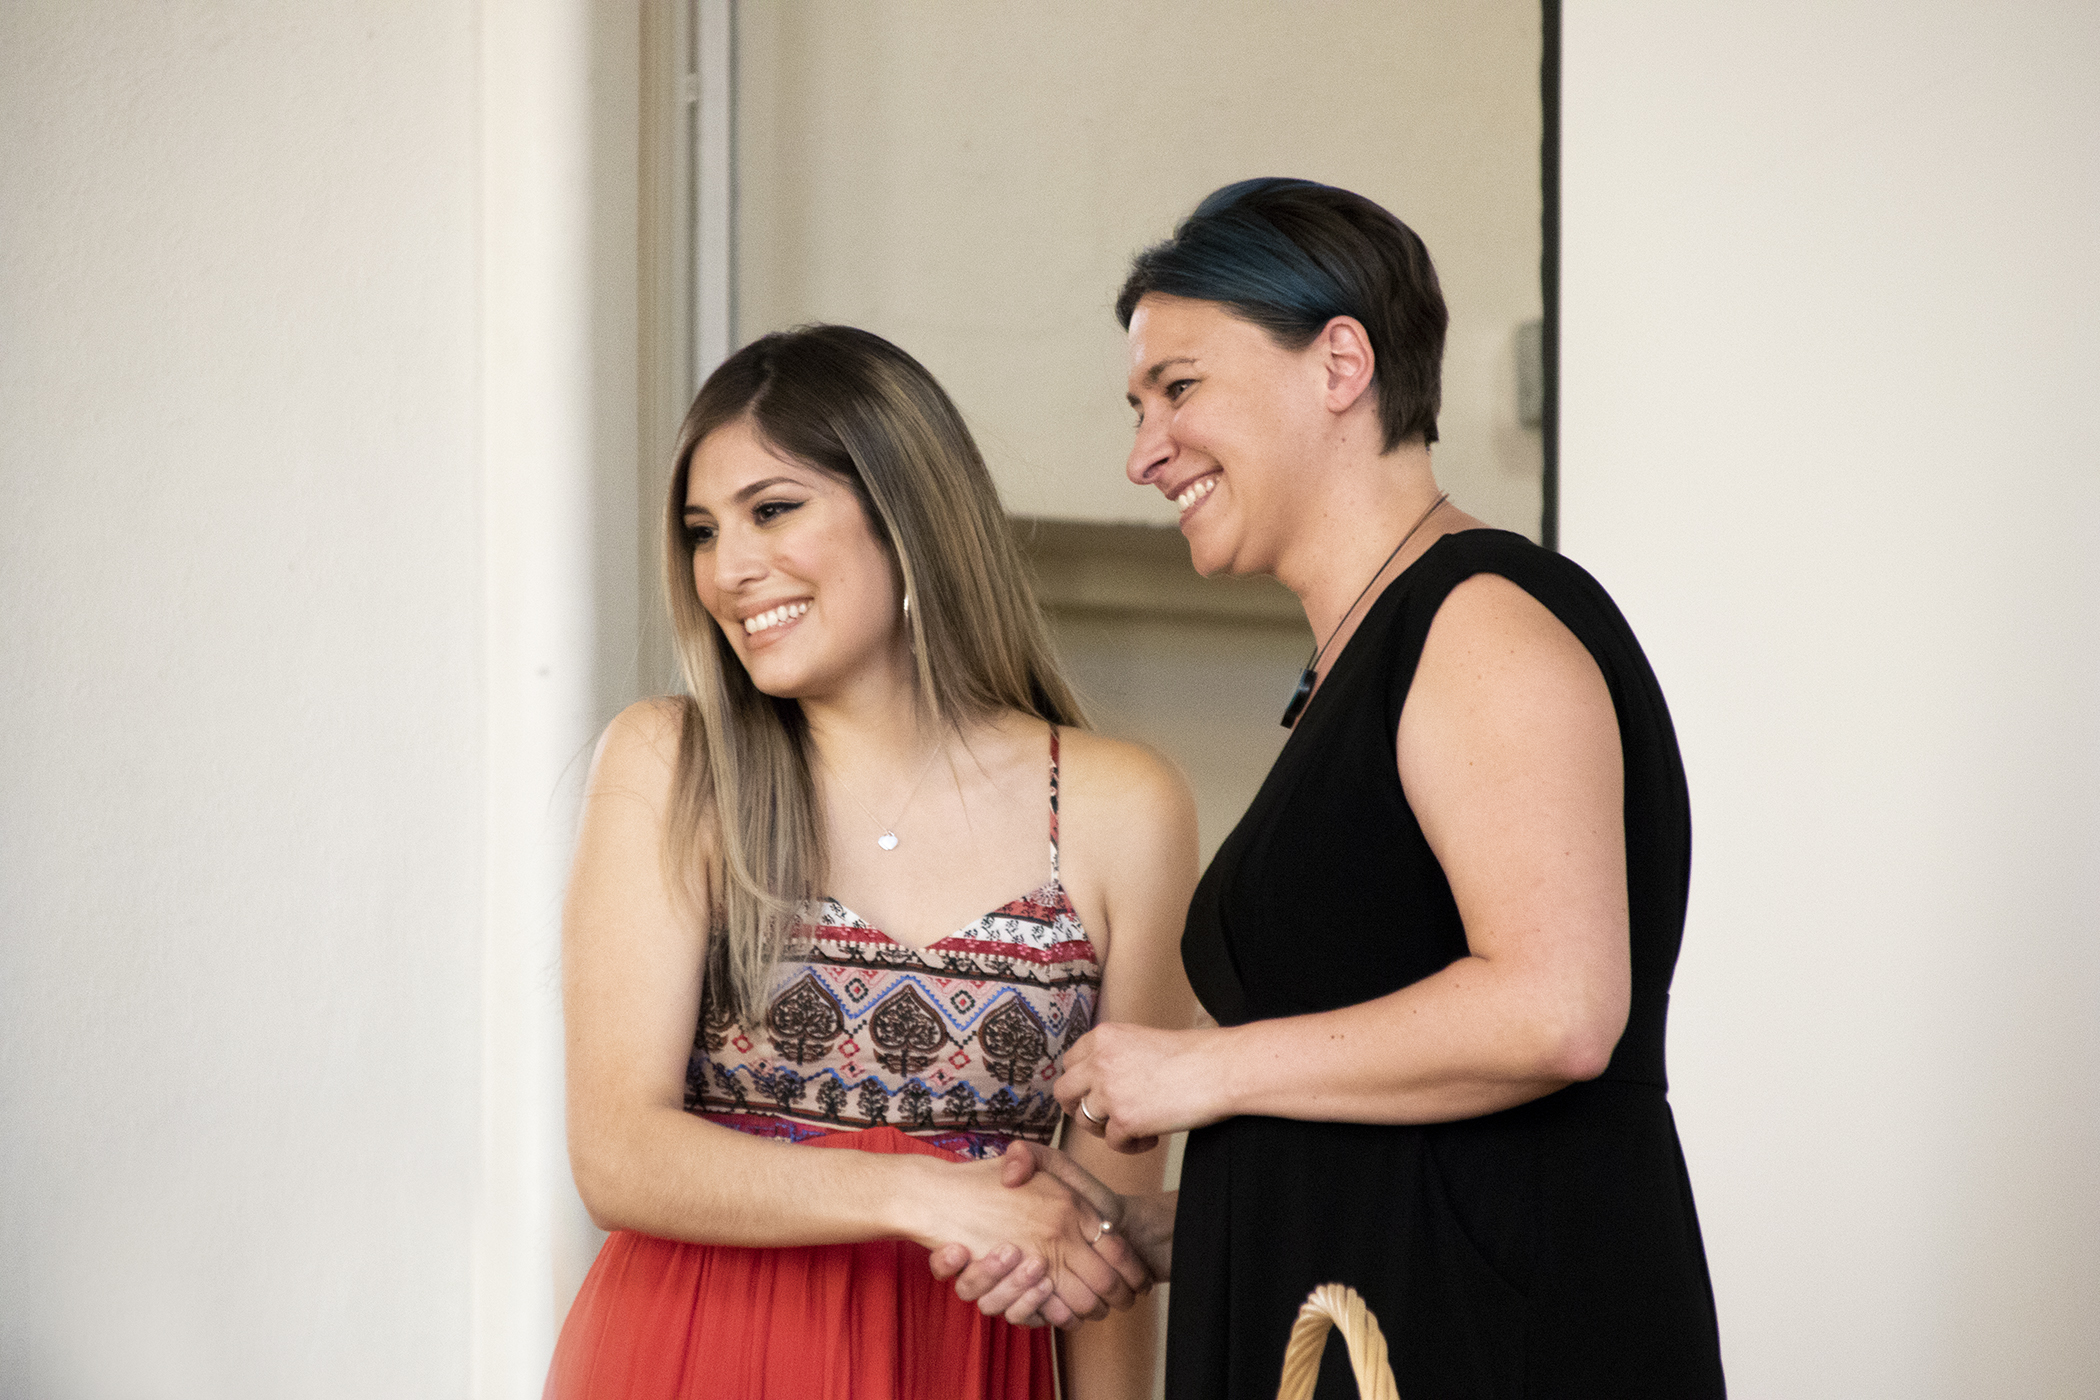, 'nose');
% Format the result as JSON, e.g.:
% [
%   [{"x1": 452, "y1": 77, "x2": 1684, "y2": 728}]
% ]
[
  {"x1": 709, "y1": 522, "x2": 768, "y2": 597},
  {"x1": 1126, "y1": 412, "x2": 1172, "y2": 487}
]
